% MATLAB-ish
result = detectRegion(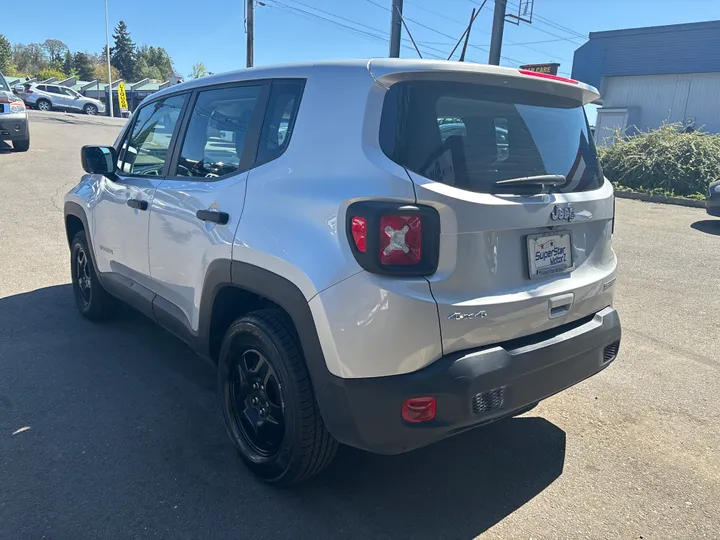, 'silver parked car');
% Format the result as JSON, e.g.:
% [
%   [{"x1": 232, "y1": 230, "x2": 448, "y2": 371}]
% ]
[
  {"x1": 65, "y1": 59, "x2": 620, "y2": 485},
  {"x1": 25, "y1": 83, "x2": 105, "y2": 115}
]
